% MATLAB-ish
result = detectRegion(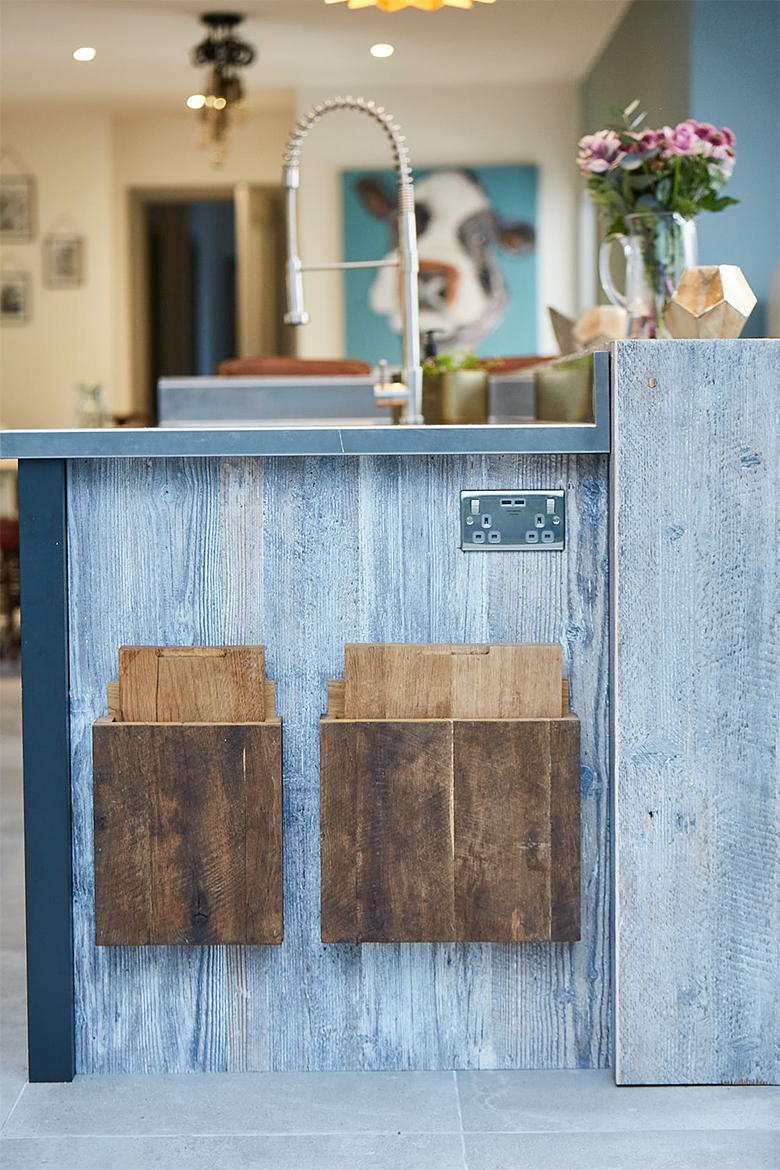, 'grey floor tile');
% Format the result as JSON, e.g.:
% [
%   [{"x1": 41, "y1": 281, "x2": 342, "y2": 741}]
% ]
[
  {"x1": 0, "y1": 1077, "x2": 25, "y2": 1132},
  {"x1": 0, "y1": 1132, "x2": 467, "y2": 1170},
  {"x1": 4, "y1": 1070, "x2": 462, "y2": 1137},
  {"x1": 464, "y1": 1129, "x2": 780, "y2": 1170},
  {"x1": 457, "y1": 1069, "x2": 780, "y2": 1133}
]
